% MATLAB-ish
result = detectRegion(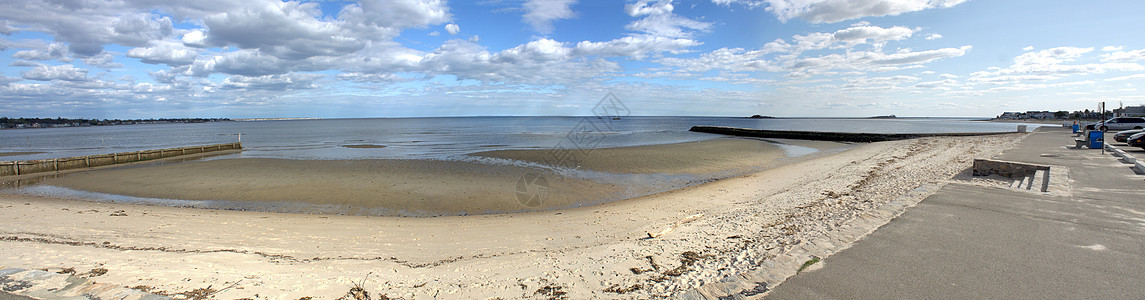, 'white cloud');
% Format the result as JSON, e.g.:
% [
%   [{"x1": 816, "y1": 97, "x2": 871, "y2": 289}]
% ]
[
  {"x1": 1102, "y1": 48, "x2": 1145, "y2": 62},
  {"x1": 573, "y1": 35, "x2": 701, "y2": 59},
  {"x1": 655, "y1": 23, "x2": 951, "y2": 80},
  {"x1": 0, "y1": 1, "x2": 175, "y2": 55},
  {"x1": 0, "y1": 76, "x2": 21, "y2": 87},
  {"x1": 830, "y1": 23, "x2": 914, "y2": 48},
  {"x1": 625, "y1": 0, "x2": 712, "y2": 38},
  {"x1": 1022, "y1": 46, "x2": 1034, "y2": 51},
  {"x1": 0, "y1": 19, "x2": 12, "y2": 35},
  {"x1": 925, "y1": 33, "x2": 942, "y2": 40},
  {"x1": 12, "y1": 42, "x2": 71, "y2": 61},
  {"x1": 445, "y1": 23, "x2": 460, "y2": 35},
  {"x1": 128, "y1": 42, "x2": 199, "y2": 66},
  {"x1": 220, "y1": 73, "x2": 324, "y2": 91},
  {"x1": 523, "y1": 0, "x2": 577, "y2": 33},
  {"x1": 337, "y1": 72, "x2": 421, "y2": 83},
  {"x1": 762, "y1": 0, "x2": 970, "y2": 23},
  {"x1": 788, "y1": 46, "x2": 971, "y2": 77},
  {"x1": 200, "y1": 1, "x2": 366, "y2": 60},
  {"x1": 339, "y1": 0, "x2": 451, "y2": 30},
  {"x1": 21, "y1": 64, "x2": 89, "y2": 81},
  {"x1": 966, "y1": 46, "x2": 1145, "y2": 91},
  {"x1": 83, "y1": 51, "x2": 123, "y2": 68},
  {"x1": 1105, "y1": 74, "x2": 1145, "y2": 81},
  {"x1": 1101, "y1": 46, "x2": 1124, "y2": 52},
  {"x1": 181, "y1": 30, "x2": 209, "y2": 48}
]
